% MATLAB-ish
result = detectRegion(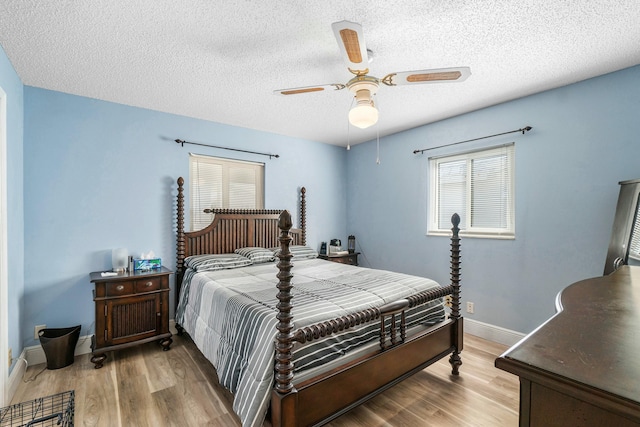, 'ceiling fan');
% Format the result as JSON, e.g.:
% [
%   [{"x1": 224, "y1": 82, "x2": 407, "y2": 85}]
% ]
[{"x1": 274, "y1": 20, "x2": 471, "y2": 129}]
